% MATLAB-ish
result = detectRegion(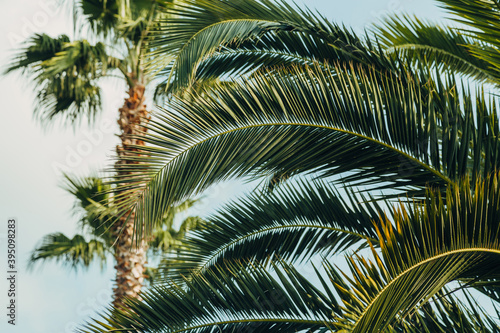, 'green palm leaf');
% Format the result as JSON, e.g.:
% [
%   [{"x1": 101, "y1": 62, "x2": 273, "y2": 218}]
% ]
[
  {"x1": 29, "y1": 233, "x2": 109, "y2": 270},
  {"x1": 329, "y1": 174, "x2": 500, "y2": 332},
  {"x1": 436, "y1": 0, "x2": 500, "y2": 77},
  {"x1": 462, "y1": 279, "x2": 500, "y2": 304},
  {"x1": 373, "y1": 15, "x2": 497, "y2": 85},
  {"x1": 5, "y1": 34, "x2": 122, "y2": 125},
  {"x1": 108, "y1": 62, "x2": 500, "y2": 241},
  {"x1": 150, "y1": 211, "x2": 203, "y2": 254},
  {"x1": 159, "y1": 180, "x2": 382, "y2": 283},
  {"x1": 392, "y1": 289, "x2": 500, "y2": 332},
  {"x1": 153, "y1": 26, "x2": 393, "y2": 99},
  {"x1": 79, "y1": 0, "x2": 120, "y2": 36},
  {"x1": 28, "y1": 174, "x2": 113, "y2": 271},
  {"x1": 81, "y1": 260, "x2": 337, "y2": 332},
  {"x1": 83, "y1": 178, "x2": 500, "y2": 333},
  {"x1": 148, "y1": 0, "x2": 392, "y2": 94},
  {"x1": 63, "y1": 173, "x2": 115, "y2": 244},
  {"x1": 5, "y1": 33, "x2": 69, "y2": 73}
]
